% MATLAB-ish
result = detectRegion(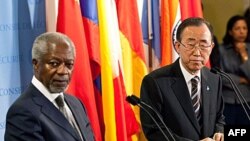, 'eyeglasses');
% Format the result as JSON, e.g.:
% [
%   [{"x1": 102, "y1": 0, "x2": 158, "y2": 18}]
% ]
[{"x1": 178, "y1": 41, "x2": 213, "y2": 50}]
